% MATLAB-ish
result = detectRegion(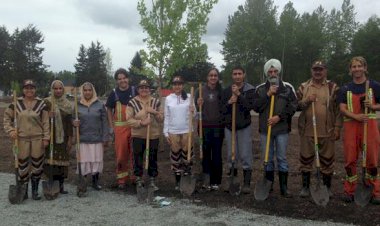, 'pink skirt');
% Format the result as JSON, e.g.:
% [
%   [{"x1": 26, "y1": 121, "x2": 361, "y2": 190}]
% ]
[{"x1": 76, "y1": 143, "x2": 104, "y2": 175}]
